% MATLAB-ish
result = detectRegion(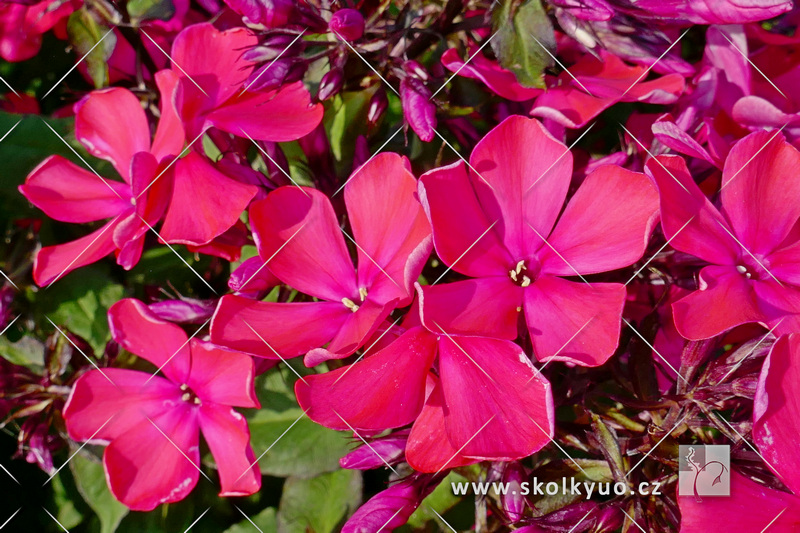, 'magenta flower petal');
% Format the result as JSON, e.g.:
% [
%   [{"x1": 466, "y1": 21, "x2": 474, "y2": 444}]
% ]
[
  {"x1": 150, "y1": 70, "x2": 185, "y2": 162},
  {"x1": 752, "y1": 280, "x2": 800, "y2": 334},
  {"x1": 731, "y1": 96, "x2": 800, "y2": 131},
  {"x1": 437, "y1": 335, "x2": 554, "y2": 461},
  {"x1": 671, "y1": 266, "x2": 763, "y2": 340},
  {"x1": 651, "y1": 120, "x2": 719, "y2": 167},
  {"x1": 754, "y1": 334, "x2": 800, "y2": 495},
  {"x1": 418, "y1": 160, "x2": 512, "y2": 278},
  {"x1": 74, "y1": 88, "x2": 151, "y2": 182},
  {"x1": 720, "y1": 131, "x2": 800, "y2": 256},
  {"x1": 342, "y1": 476, "x2": 434, "y2": 533},
  {"x1": 418, "y1": 278, "x2": 522, "y2": 340},
  {"x1": 198, "y1": 403, "x2": 261, "y2": 497},
  {"x1": 646, "y1": 154, "x2": 740, "y2": 265},
  {"x1": 441, "y1": 48, "x2": 542, "y2": 102},
  {"x1": 296, "y1": 327, "x2": 438, "y2": 431},
  {"x1": 63, "y1": 368, "x2": 179, "y2": 443},
  {"x1": 346, "y1": 153, "x2": 431, "y2": 305},
  {"x1": 768, "y1": 241, "x2": 800, "y2": 286},
  {"x1": 104, "y1": 406, "x2": 200, "y2": 511},
  {"x1": 185, "y1": 341, "x2": 259, "y2": 409},
  {"x1": 469, "y1": 116, "x2": 572, "y2": 259},
  {"x1": 531, "y1": 85, "x2": 609, "y2": 129},
  {"x1": 524, "y1": 277, "x2": 626, "y2": 366},
  {"x1": 250, "y1": 187, "x2": 358, "y2": 301},
  {"x1": 19, "y1": 156, "x2": 131, "y2": 223},
  {"x1": 312, "y1": 298, "x2": 396, "y2": 365},
  {"x1": 540, "y1": 164, "x2": 658, "y2": 276},
  {"x1": 210, "y1": 295, "x2": 350, "y2": 358},
  {"x1": 33, "y1": 218, "x2": 121, "y2": 286},
  {"x1": 160, "y1": 152, "x2": 257, "y2": 246},
  {"x1": 108, "y1": 298, "x2": 192, "y2": 383}
]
